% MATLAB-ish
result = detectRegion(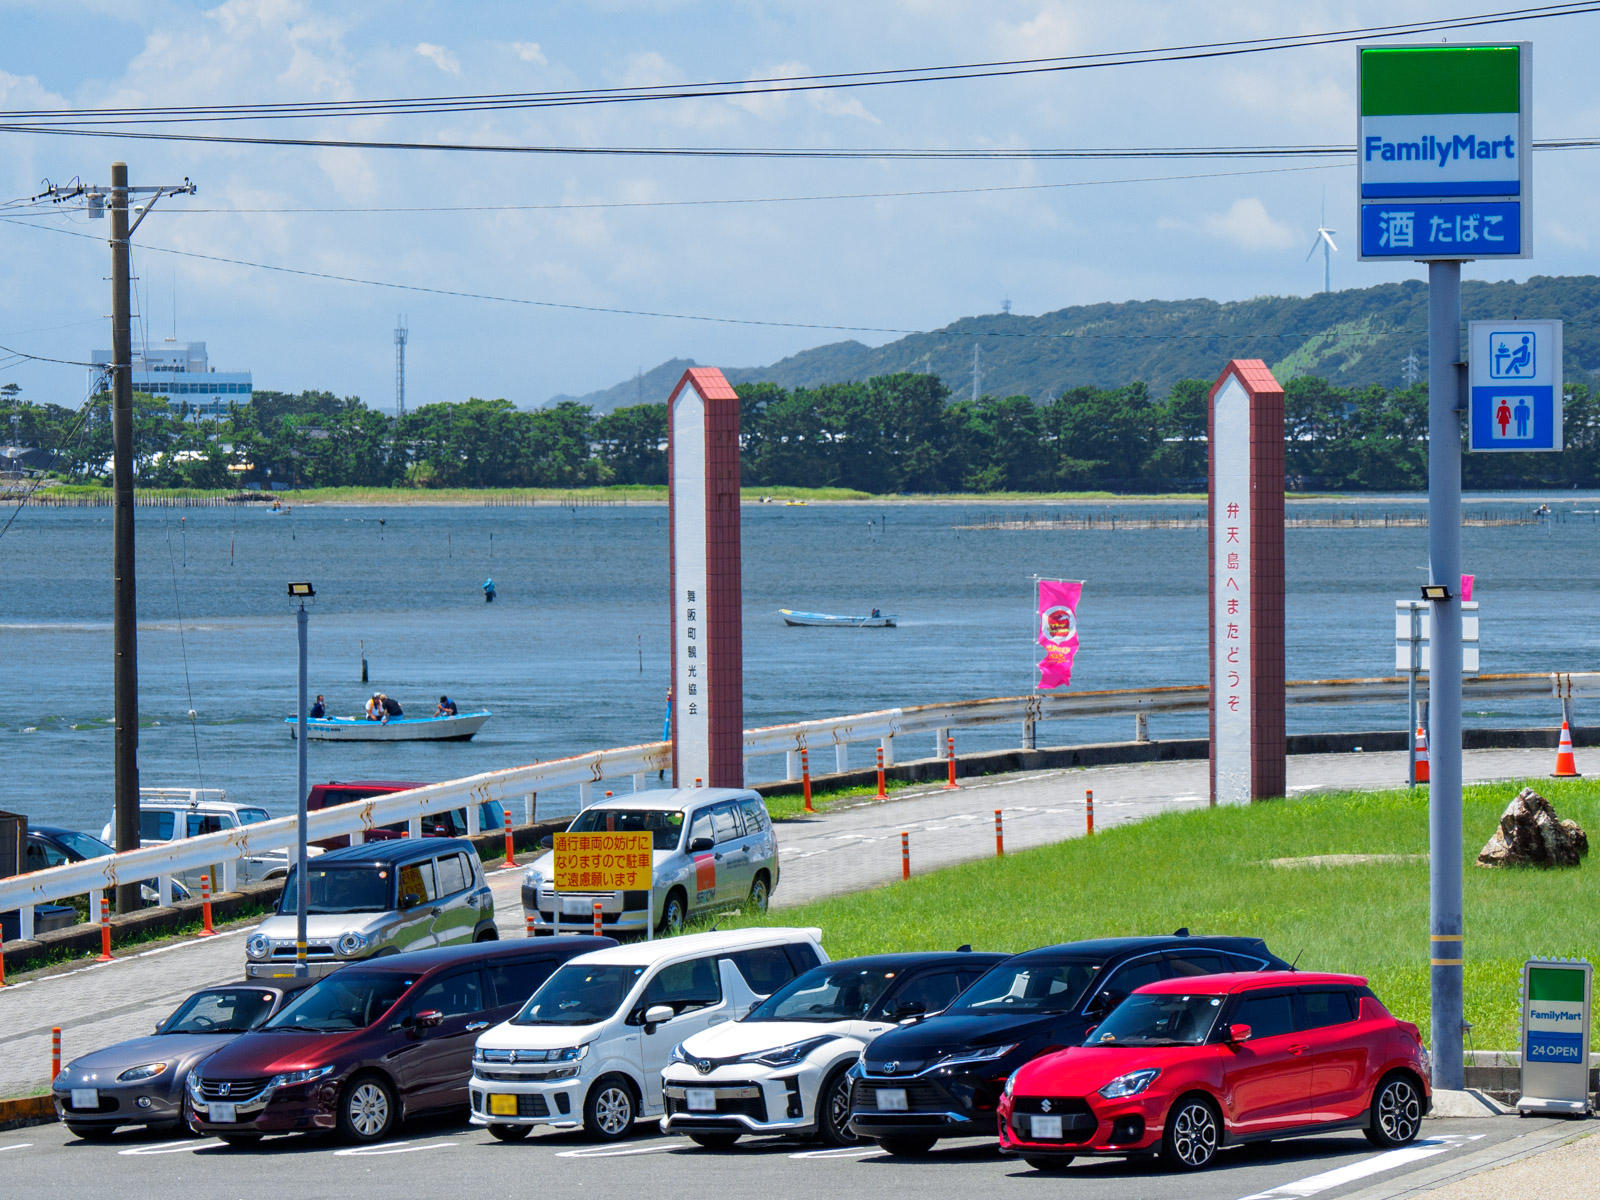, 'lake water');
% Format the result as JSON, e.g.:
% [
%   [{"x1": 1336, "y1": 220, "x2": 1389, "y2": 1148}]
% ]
[{"x1": 2, "y1": 495, "x2": 1597, "y2": 832}]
